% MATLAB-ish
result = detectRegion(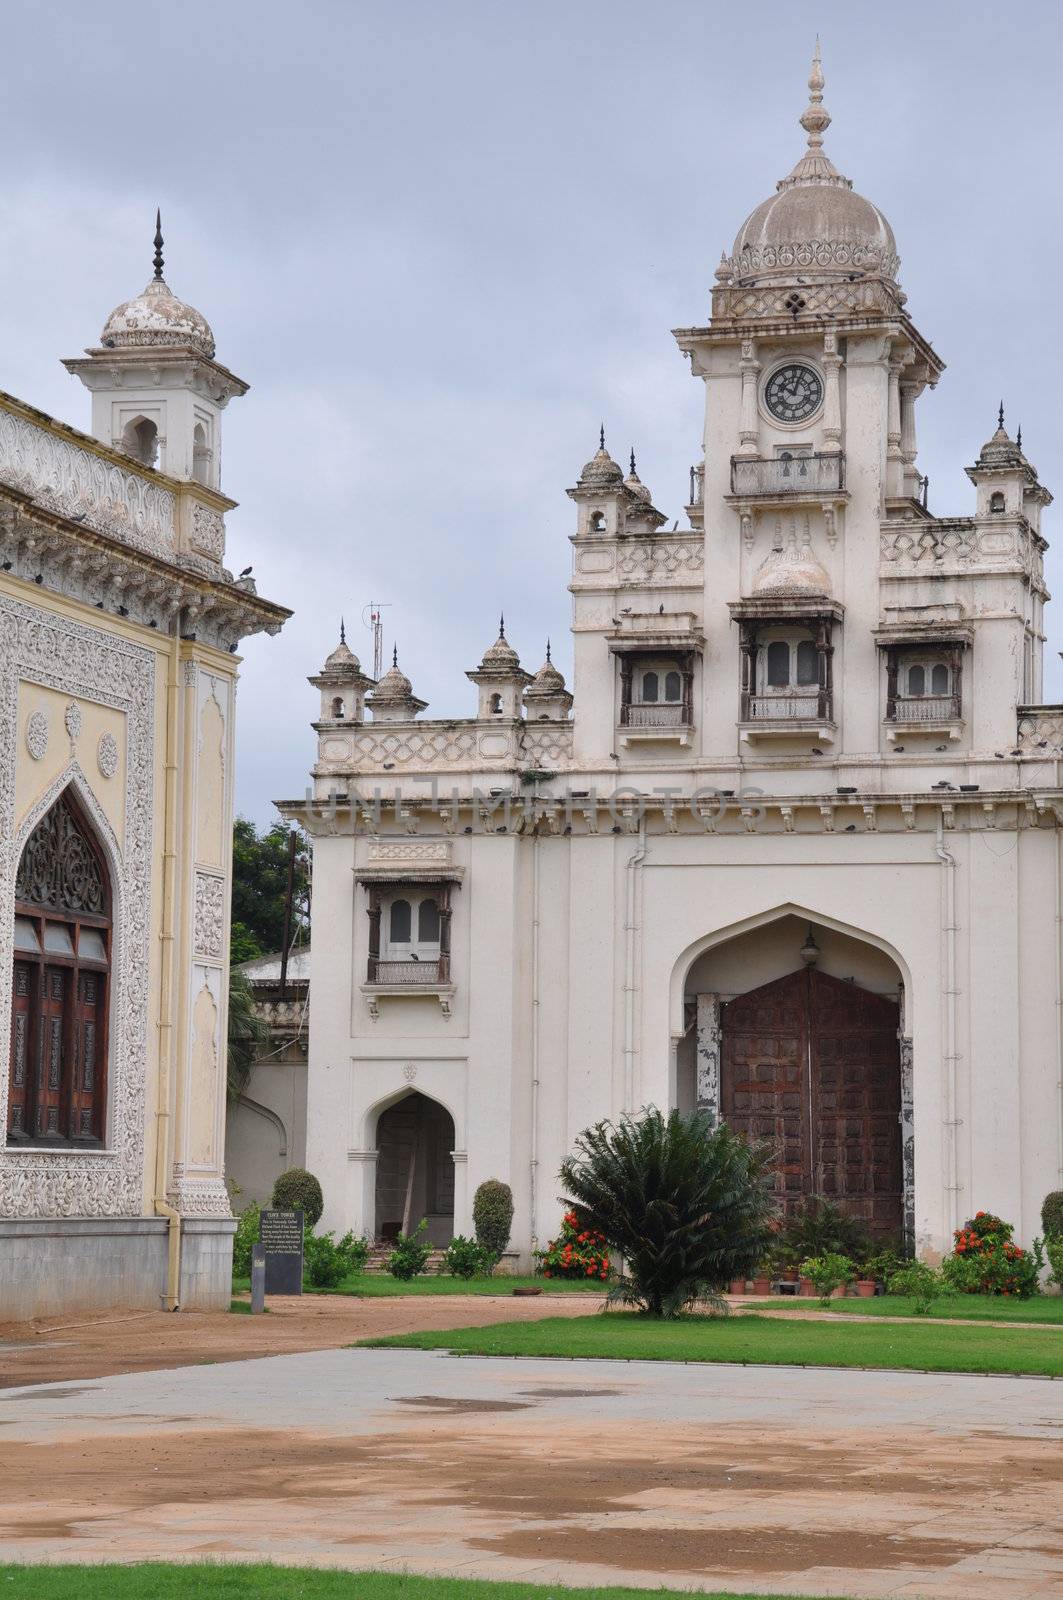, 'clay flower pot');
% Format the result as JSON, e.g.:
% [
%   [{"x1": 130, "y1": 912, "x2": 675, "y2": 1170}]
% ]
[
  {"x1": 751, "y1": 1275, "x2": 772, "y2": 1296},
  {"x1": 729, "y1": 1277, "x2": 746, "y2": 1295},
  {"x1": 855, "y1": 1279, "x2": 876, "y2": 1298},
  {"x1": 513, "y1": 1286, "x2": 542, "y2": 1296},
  {"x1": 799, "y1": 1277, "x2": 816, "y2": 1297},
  {"x1": 830, "y1": 1283, "x2": 848, "y2": 1298}
]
